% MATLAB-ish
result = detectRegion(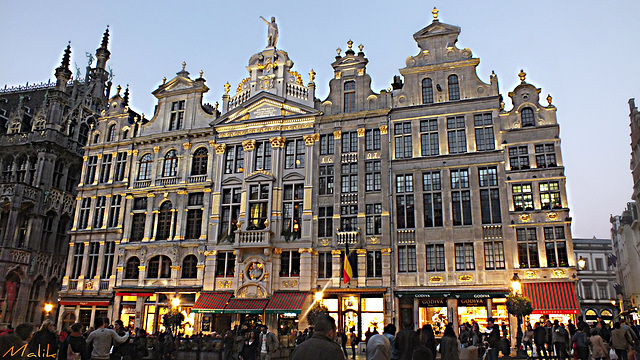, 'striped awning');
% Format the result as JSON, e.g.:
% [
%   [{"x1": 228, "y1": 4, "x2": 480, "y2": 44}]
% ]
[
  {"x1": 191, "y1": 292, "x2": 233, "y2": 314},
  {"x1": 224, "y1": 298, "x2": 270, "y2": 314},
  {"x1": 265, "y1": 292, "x2": 309, "y2": 314},
  {"x1": 523, "y1": 282, "x2": 579, "y2": 315}
]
